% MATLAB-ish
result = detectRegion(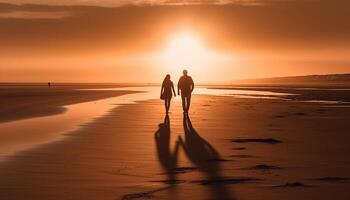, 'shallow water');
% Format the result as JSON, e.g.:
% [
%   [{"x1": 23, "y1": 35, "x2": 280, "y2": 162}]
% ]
[{"x1": 0, "y1": 86, "x2": 298, "y2": 161}]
